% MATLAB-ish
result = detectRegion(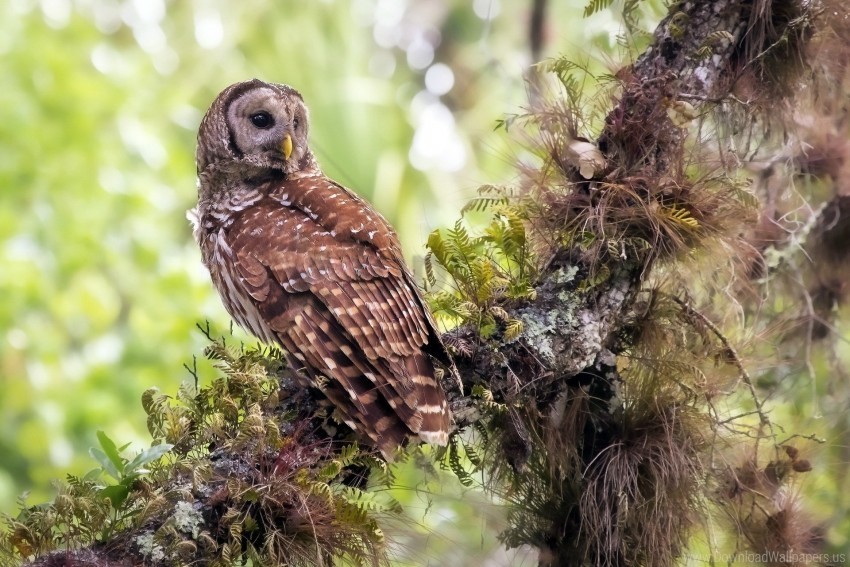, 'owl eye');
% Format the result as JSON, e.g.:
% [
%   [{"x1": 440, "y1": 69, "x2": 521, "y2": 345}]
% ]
[
  {"x1": 250, "y1": 111, "x2": 274, "y2": 129},
  {"x1": 293, "y1": 117, "x2": 300, "y2": 129}
]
